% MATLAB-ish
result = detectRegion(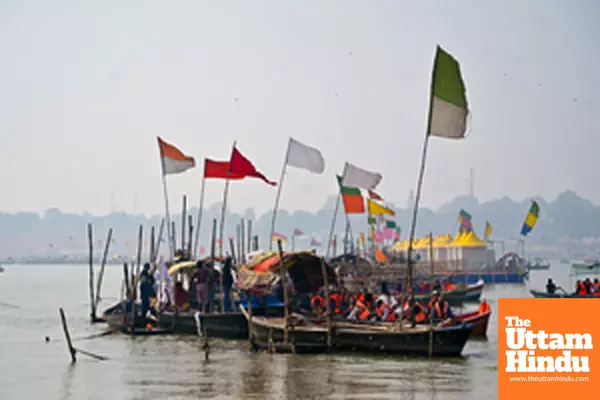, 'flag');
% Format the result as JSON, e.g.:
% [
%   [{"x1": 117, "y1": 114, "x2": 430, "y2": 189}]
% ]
[
  {"x1": 204, "y1": 159, "x2": 245, "y2": 179},
  {"x1": 272, "y1": 232, "x2": 288, "y2": 243},
  {"x1": 200, "y1": 246, "x2": 206, "y2": 255},
  {"x1": 375, "y1": 248, "x2": 389, "y2": 263},
  {"x1": 230, "y1": 146, "x2": 276, "y2": 186},
  {"x1": 520, "y1": 200, "x2": 540, "y2": 236},
  {"x1": 394, "y1": 226, "x2": 401, "y2": 241},
  {"x1": 157, "y1": 137, "x2": 195, "y2": 175},
  {"x1": 383, "y1": 220, "x2": 396, "y2": 239},
  {"x1": 427, "y1": 46, "x2": 469, "y2": 139},
  {"x1": 367, "y1": 199, "x2": 395, "y2": 216},
  {"x1": 458, "y1": 209, "x2": 473, "y2": 233},
  {"x1": 368, "y1": 190, "x2": 383, "y2": 200},
  {"x1": 293, "y1": 228, "x2": 303, "y2": 236},
  {"x1": 484, "y1": 221, "x2": 493, "y2": 241},
  {"x1": 336, "y1": 175, "x2": 365, "y2": 214},
  {"x1": 310, "y1": 237, "x2": 321, "y2": 246},
  {"x1": 285, "y1": 138, "x2": 325, "y2": 174},
  {"x1": 341, "y1": 162, "x2": 382, "y2": 190},
  {"x1": 368, "y1": 216, "x2": 376, "y2": 224}
]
